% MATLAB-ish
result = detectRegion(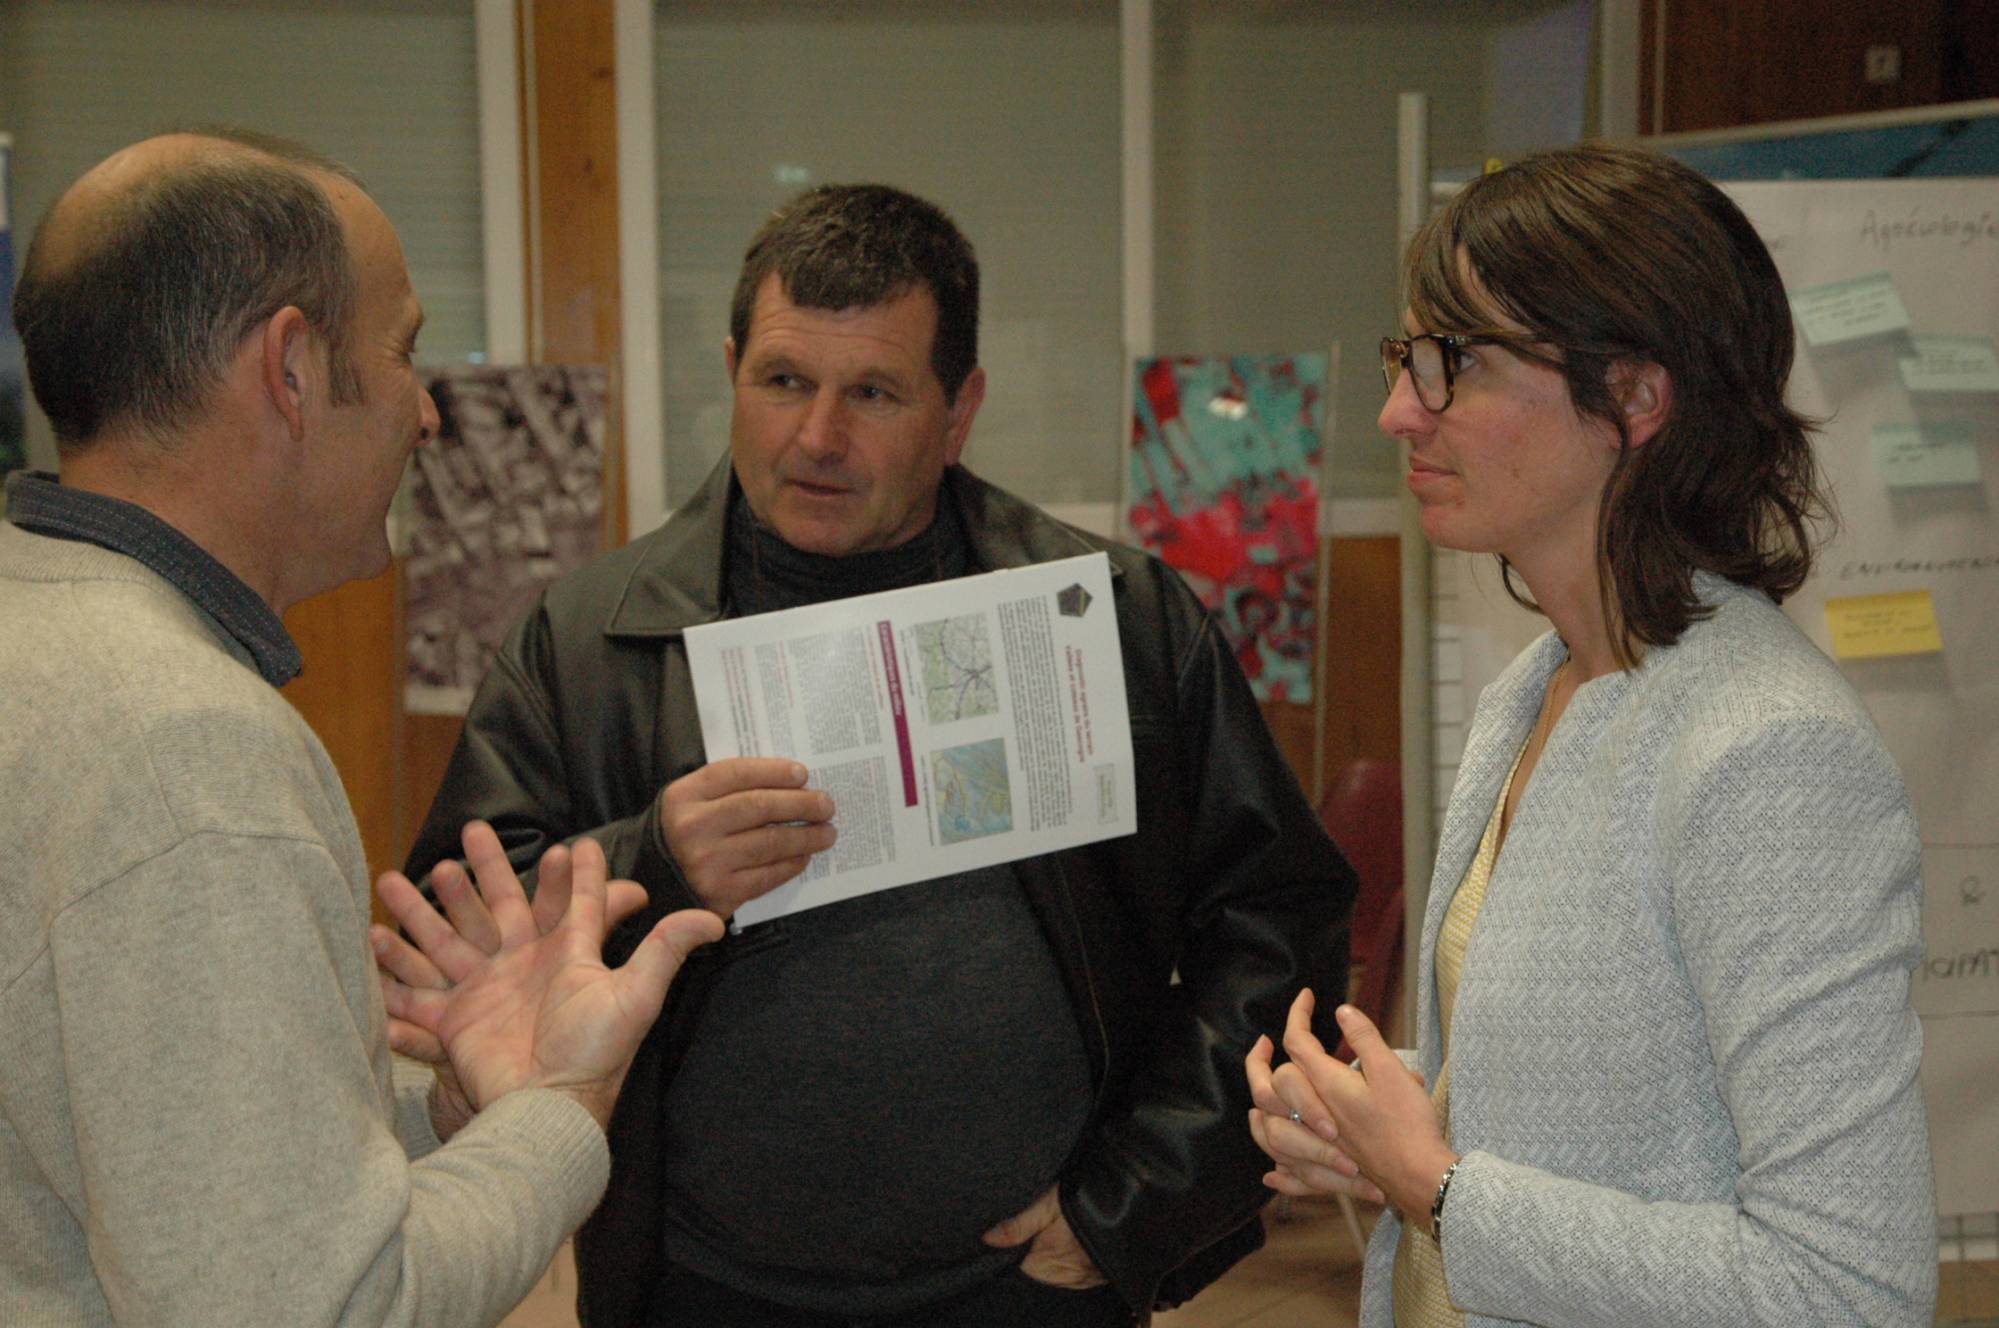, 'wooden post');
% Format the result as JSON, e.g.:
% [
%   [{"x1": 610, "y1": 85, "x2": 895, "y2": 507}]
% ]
[
  {"x1": 529, "y1": 0, "x2": 625, "y2": 548},
  {"x1": 397, "y1": 0, "x2": 629, "y2": 876}
]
